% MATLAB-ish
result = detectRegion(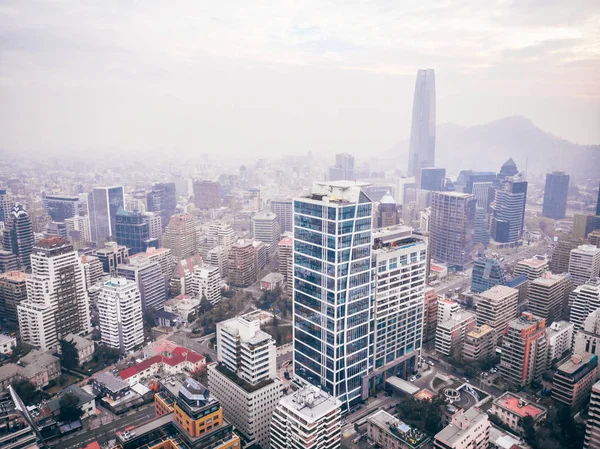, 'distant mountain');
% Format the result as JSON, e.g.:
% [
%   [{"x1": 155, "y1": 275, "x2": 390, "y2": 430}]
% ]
[{"x1": 434, "y1": 116, "x2": 599, "y2": 180}]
